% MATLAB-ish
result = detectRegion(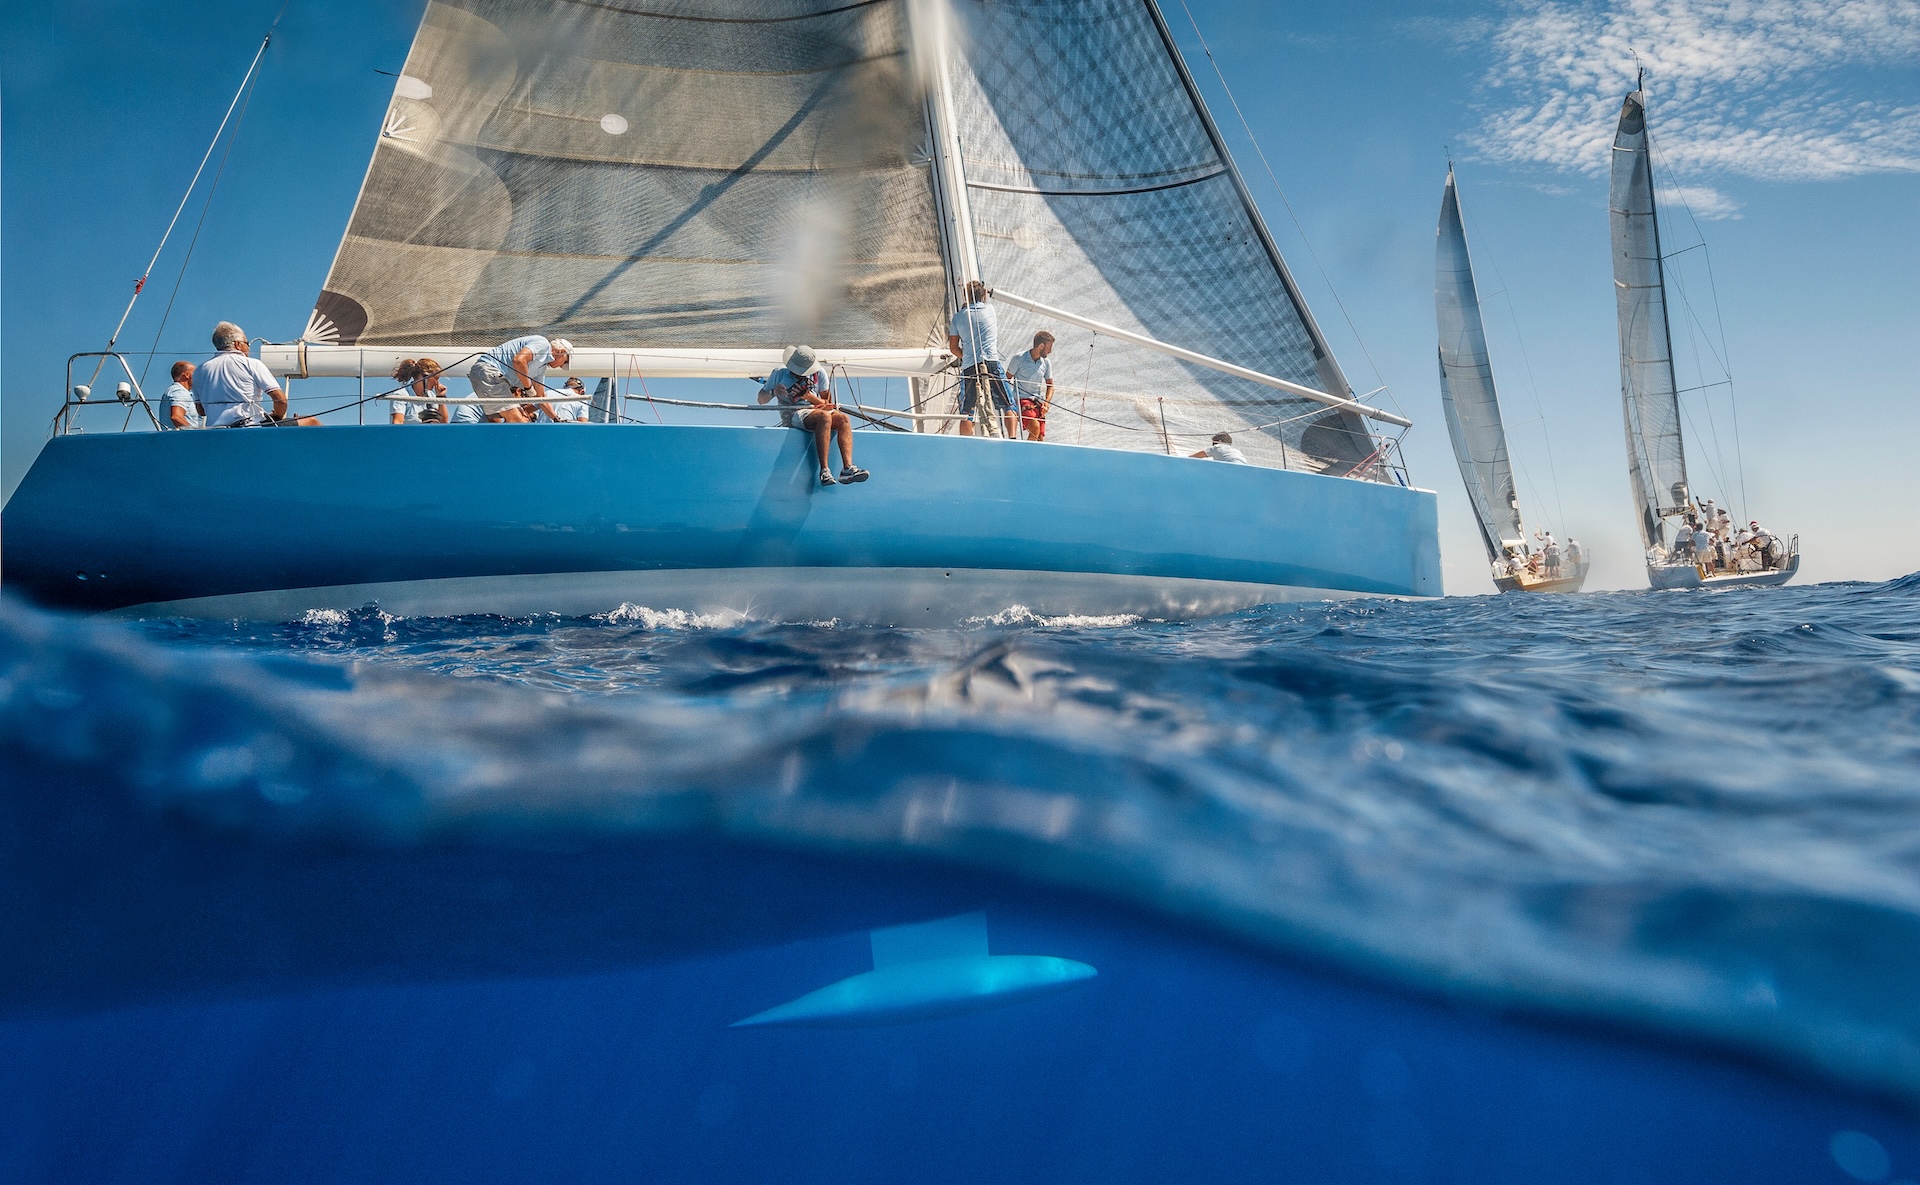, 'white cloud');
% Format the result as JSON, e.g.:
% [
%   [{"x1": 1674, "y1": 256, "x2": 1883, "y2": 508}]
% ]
[
  {"x1": 1660, "y1": 182, "x2": 1743, "y2": 219},
  {"x1": 1475, "y1": 0, "x2": 1920, "y2": 184}
]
